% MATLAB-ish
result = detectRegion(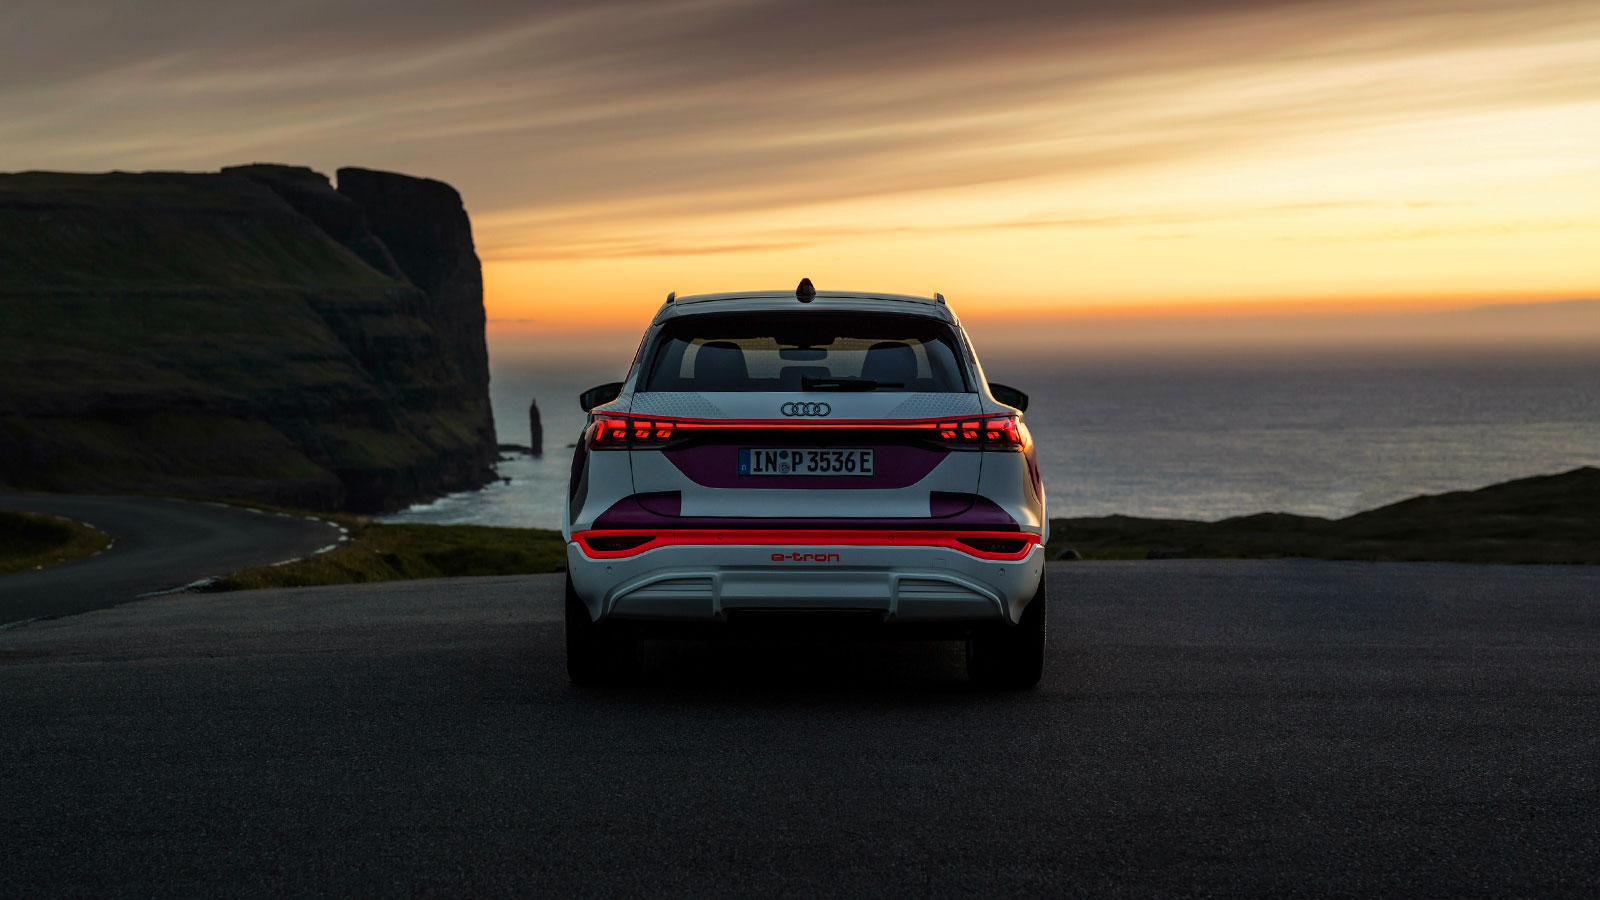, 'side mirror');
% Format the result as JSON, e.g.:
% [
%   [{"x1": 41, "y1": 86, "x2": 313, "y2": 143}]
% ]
[
  {"x1": 988, "y1": 382, "x2": 1028, "y2": 413},
  {"x1": 579, "y1": 382, "x2": 624, "y2": 412}
]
